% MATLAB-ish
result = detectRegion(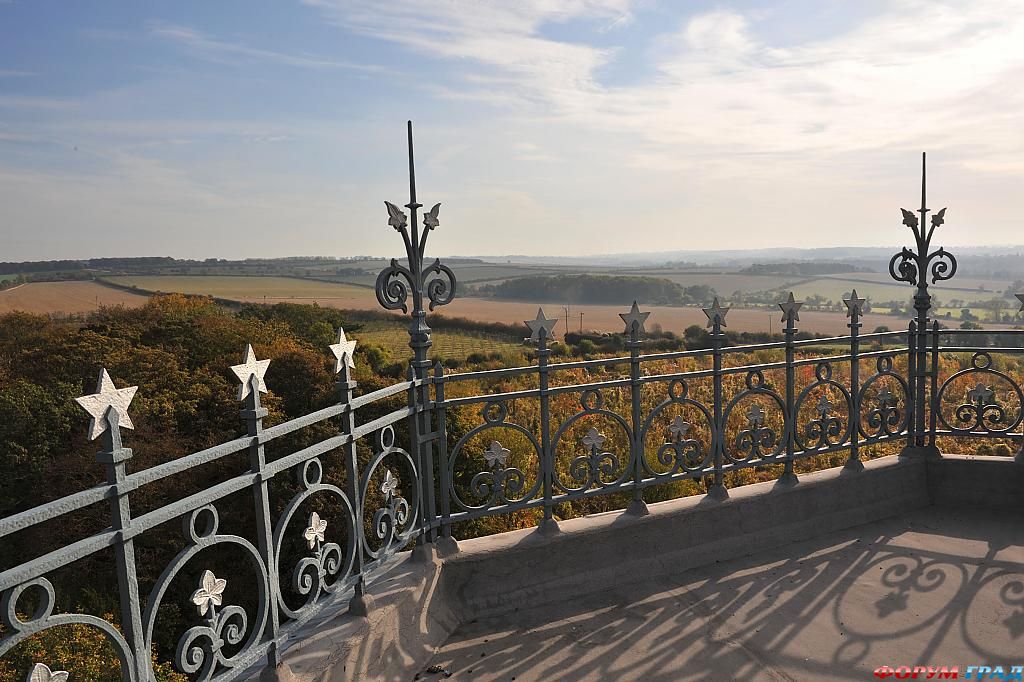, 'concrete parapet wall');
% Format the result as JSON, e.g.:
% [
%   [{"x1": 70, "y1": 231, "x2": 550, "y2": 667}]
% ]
[
  {"x1": 927, "y1": 454, "x2": 1022, "y2": 512},
  {"x1": 267, "y1": 455, "x2": 953, "y2": 680},
  {"x1": 443, "y1": 455, "x2": 929, "y2": 621}
]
